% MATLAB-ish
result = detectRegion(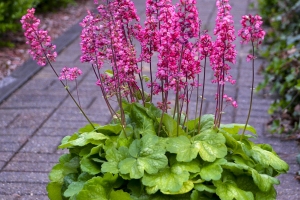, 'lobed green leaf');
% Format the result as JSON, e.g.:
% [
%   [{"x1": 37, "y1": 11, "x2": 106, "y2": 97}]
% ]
[
  {"x1": 193, "y1": 129, "x2": 227, "y2": 162},
  {"x1": 214, "y1": 180, "x2": 254, "y2": 200}
]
